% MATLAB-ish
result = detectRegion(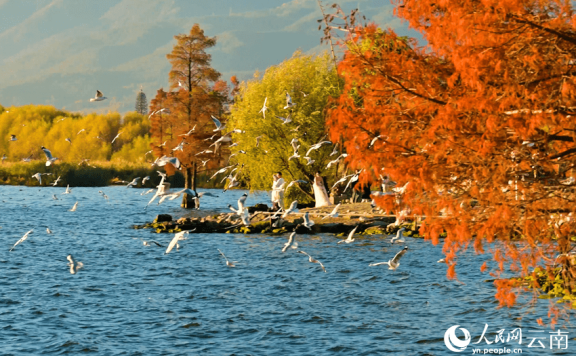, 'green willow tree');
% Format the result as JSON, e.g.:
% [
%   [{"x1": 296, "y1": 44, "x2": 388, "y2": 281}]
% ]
[{"x1": 226, "y1": 51, "x2": 341, "y2": 205}]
